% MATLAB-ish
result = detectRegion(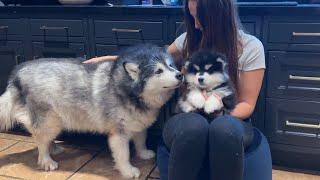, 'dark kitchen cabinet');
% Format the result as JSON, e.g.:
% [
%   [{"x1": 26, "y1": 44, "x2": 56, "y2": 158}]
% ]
[
  {"x1": 0, "y1": 41, "x2": 23, "y2": 94},
  {"x1": 1, "y1": 5, "x2": 320, "y2": 171},
  {"x1": 265, "y1": 17, "x2": 320, "y2": 170}
]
